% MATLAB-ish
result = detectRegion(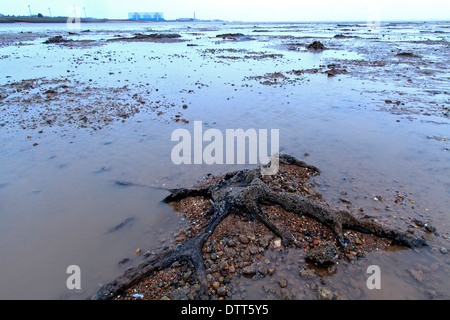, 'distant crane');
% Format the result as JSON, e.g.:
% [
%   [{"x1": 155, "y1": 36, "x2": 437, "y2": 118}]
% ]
[
  {"x1": 28, "y1": 5, "x2": 32, "y2": 16},
  {"x1": 83, "y1": 7, "x2": 87, "y2": 18},
  {"x1": 48, "y1": 7, "x2": 52, "y2": 17}
]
